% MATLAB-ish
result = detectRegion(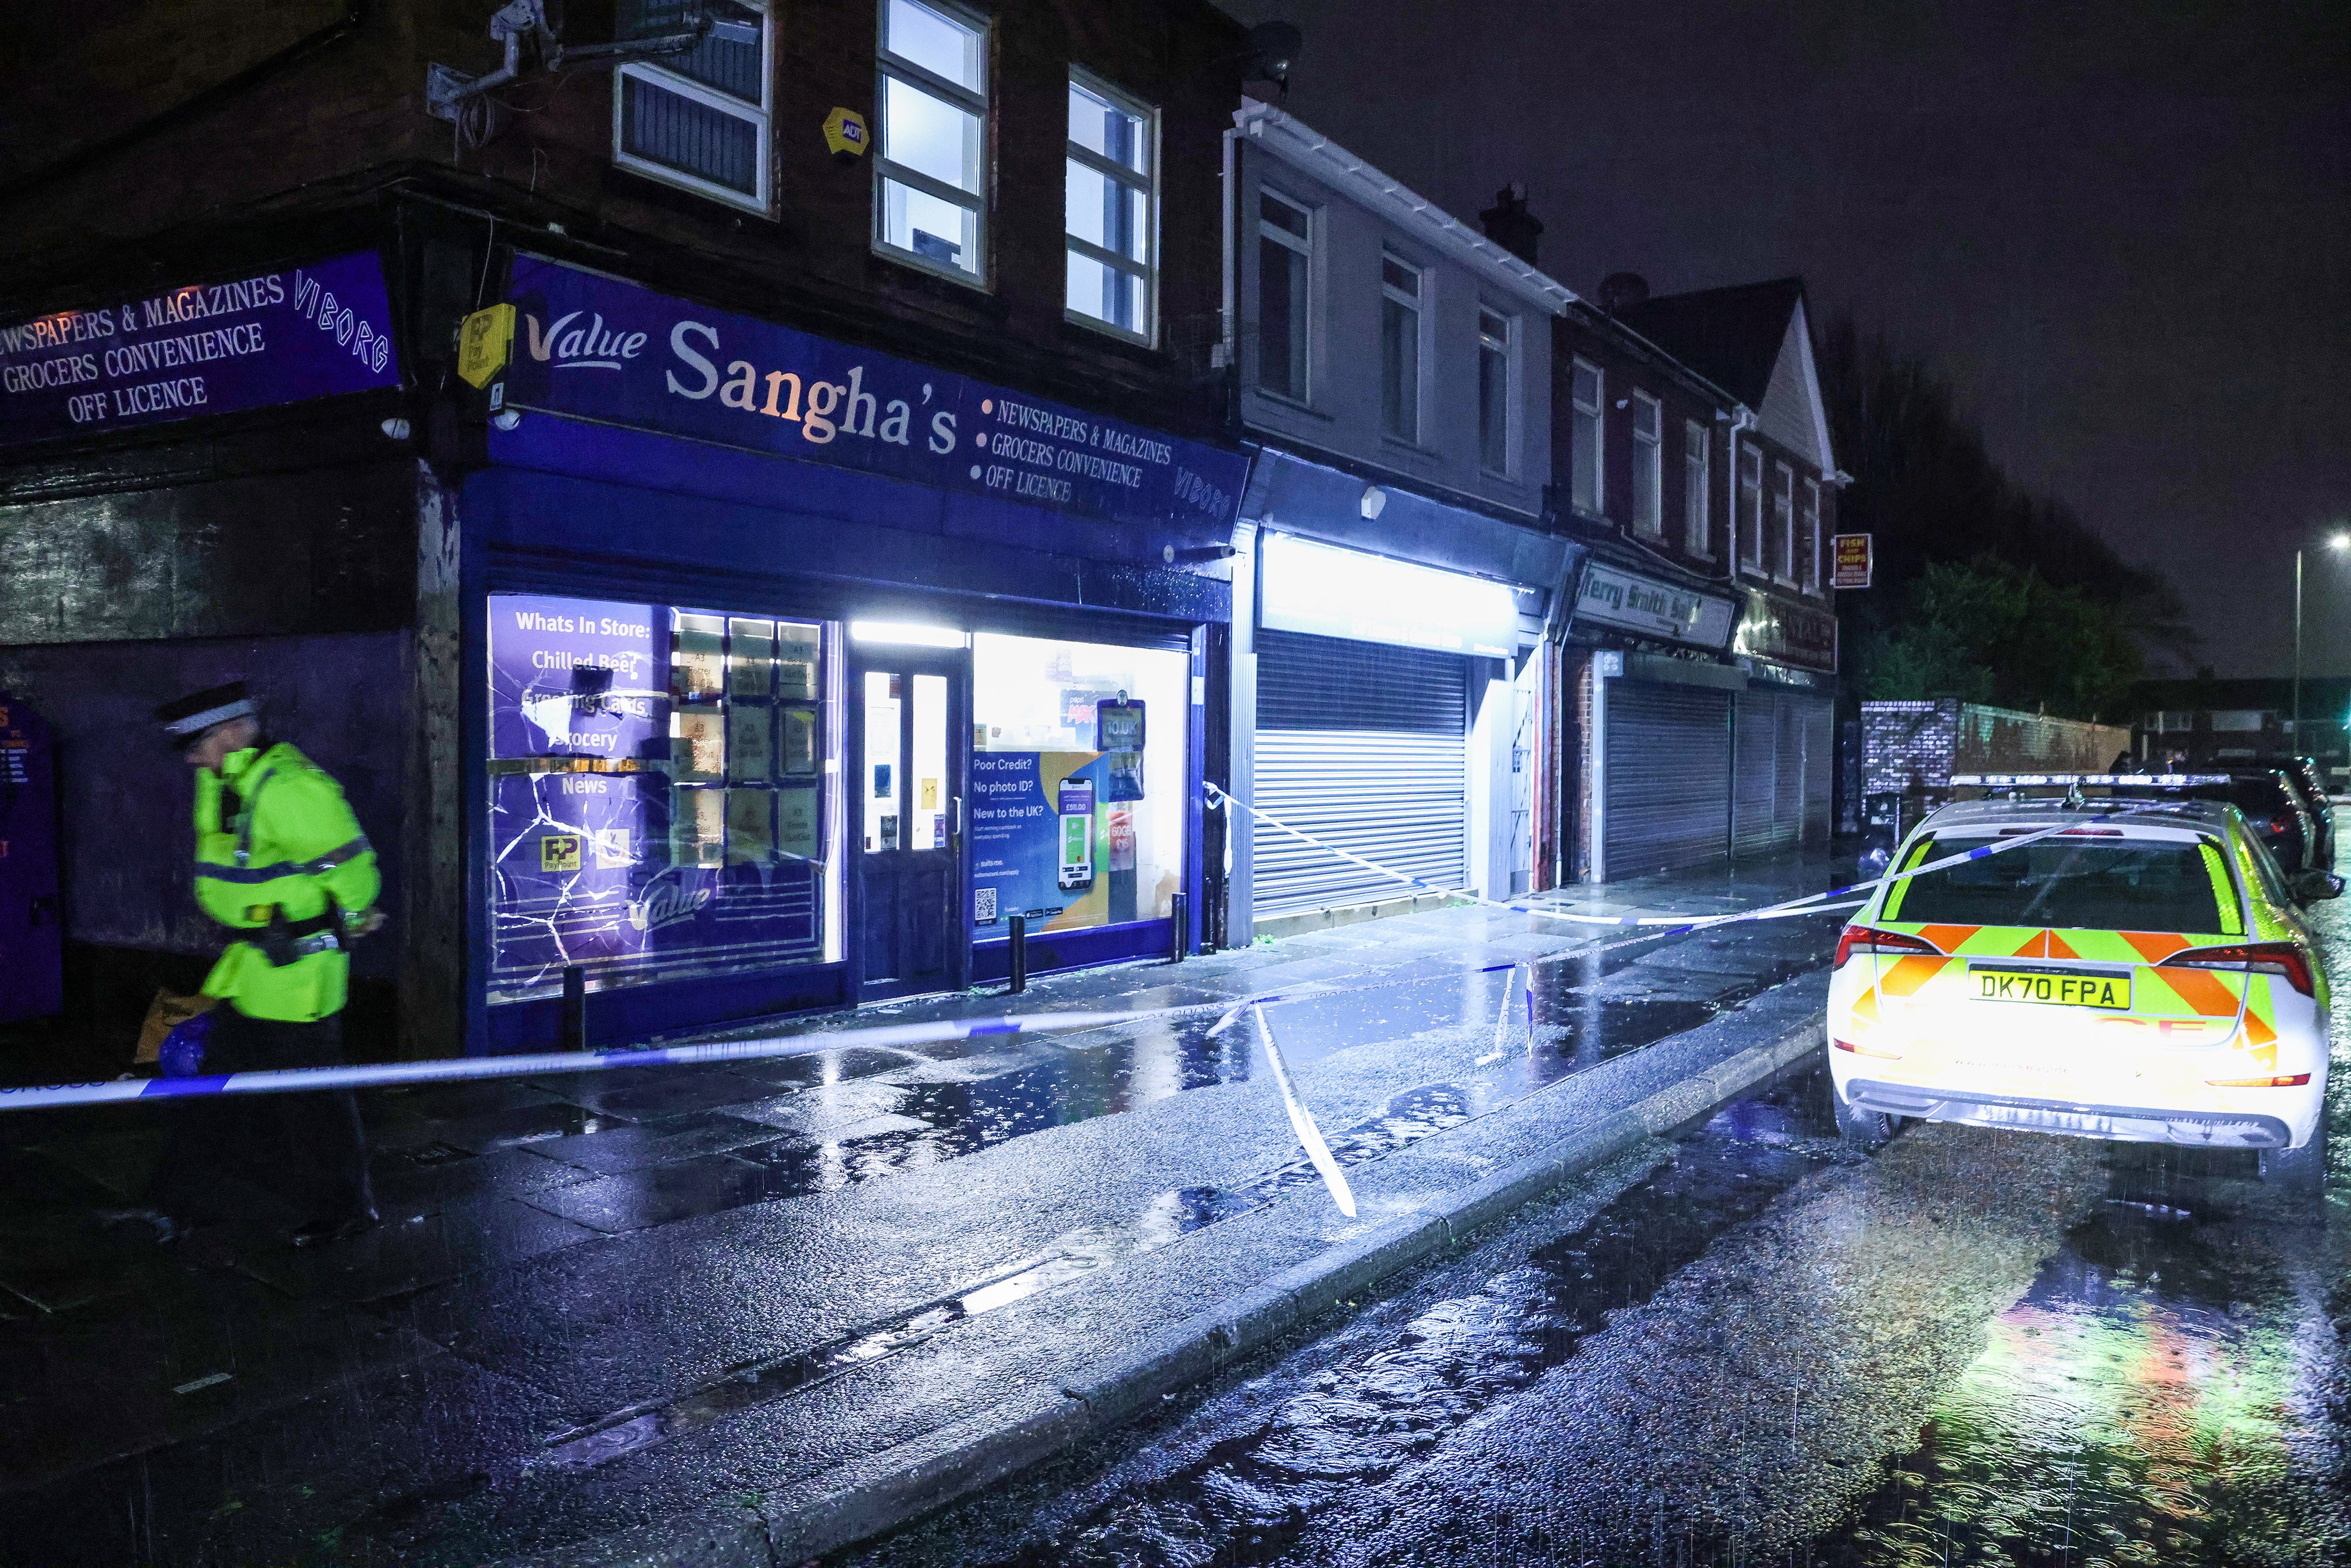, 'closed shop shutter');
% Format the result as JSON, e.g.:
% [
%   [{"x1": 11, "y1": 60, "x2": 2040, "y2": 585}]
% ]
[
  {"x1": 1603, "y1": 681, "x2": 1732, "y2": 877},
  {"x1": 1732, "y1": 687, "x2": 1837, "y2": 856},
  {"x1": 1254, "y1": 629, "x2": 1468, "y2": 916},
  {"x1": 1732, "y1": 687, "x2": 1778, "y2": 857}
]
